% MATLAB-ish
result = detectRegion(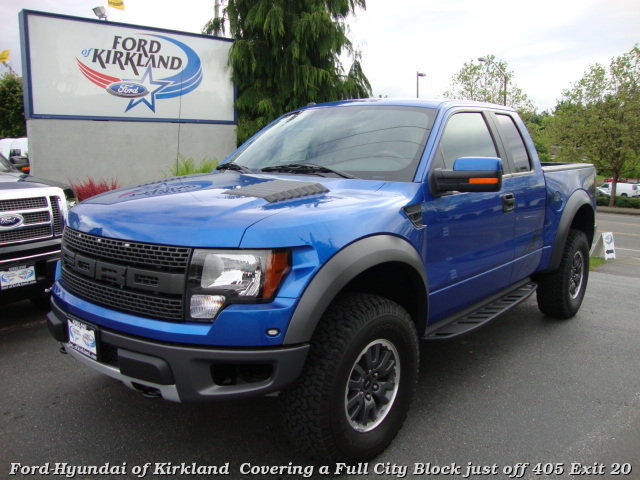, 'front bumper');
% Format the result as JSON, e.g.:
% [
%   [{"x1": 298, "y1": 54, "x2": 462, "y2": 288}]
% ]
[
  {"x1": 0, "y1": 244, "x2": 60, "y2": 303},
  {"x1": 47, "y1": 299, "x2": 309, "y2": 402}
]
